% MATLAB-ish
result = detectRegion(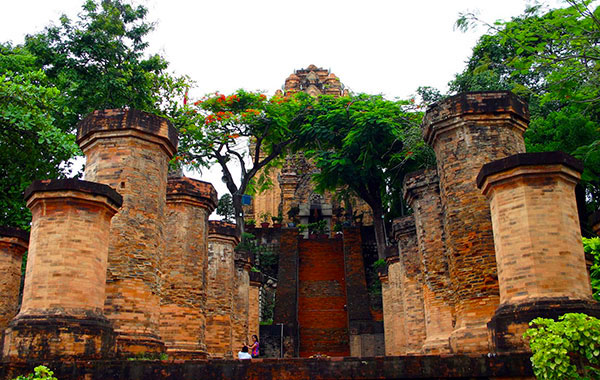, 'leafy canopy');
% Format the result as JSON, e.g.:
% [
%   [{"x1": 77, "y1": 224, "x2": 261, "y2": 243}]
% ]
[{"x1": 525, "y1": 313, "x2": 600, "y2": 379}]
